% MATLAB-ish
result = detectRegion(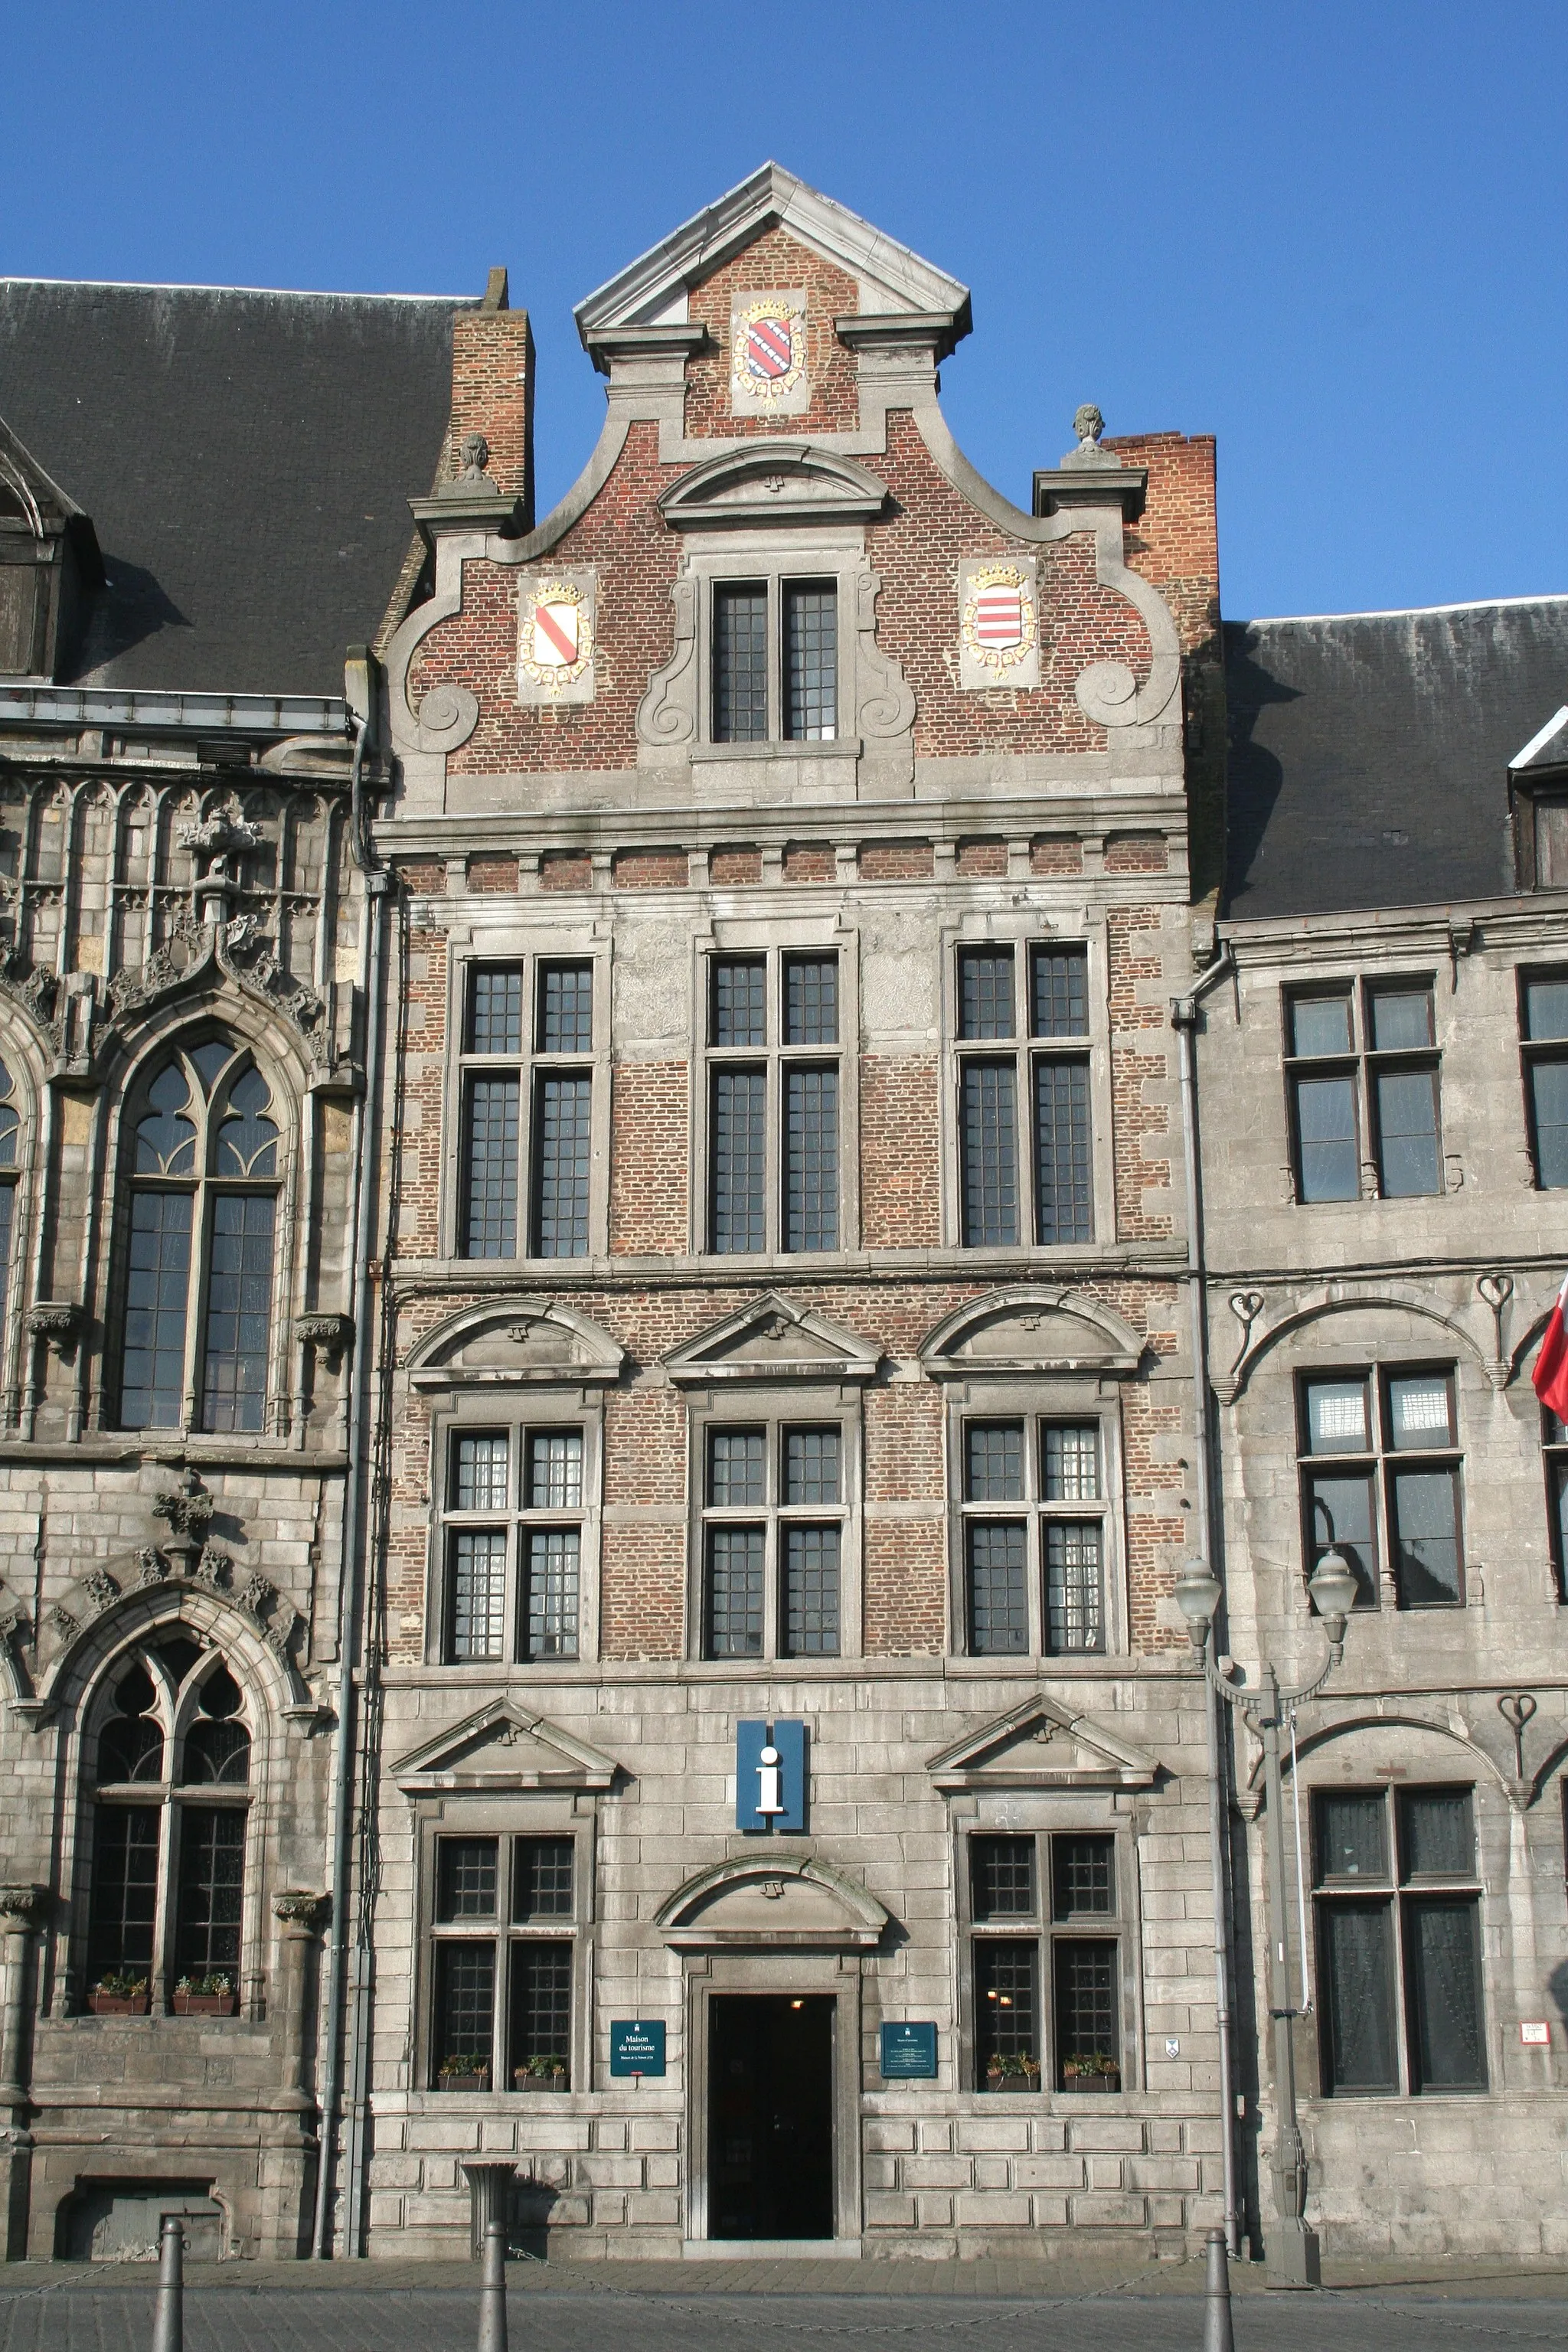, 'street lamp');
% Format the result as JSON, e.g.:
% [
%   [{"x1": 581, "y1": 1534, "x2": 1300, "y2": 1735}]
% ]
[{"x1": 1174, "y1": 1547, "x2": 1359, "y2": 2291}]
